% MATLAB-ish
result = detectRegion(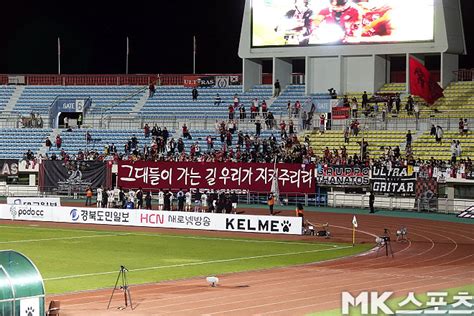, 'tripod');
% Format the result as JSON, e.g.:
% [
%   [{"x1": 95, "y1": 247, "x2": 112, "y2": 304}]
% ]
[
  {"x1": 376, "y1": 236, "x2": 394, "y2": 258},
  {"x1": 107, "y1": 265, "x2": 133, "y2": 310}
]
